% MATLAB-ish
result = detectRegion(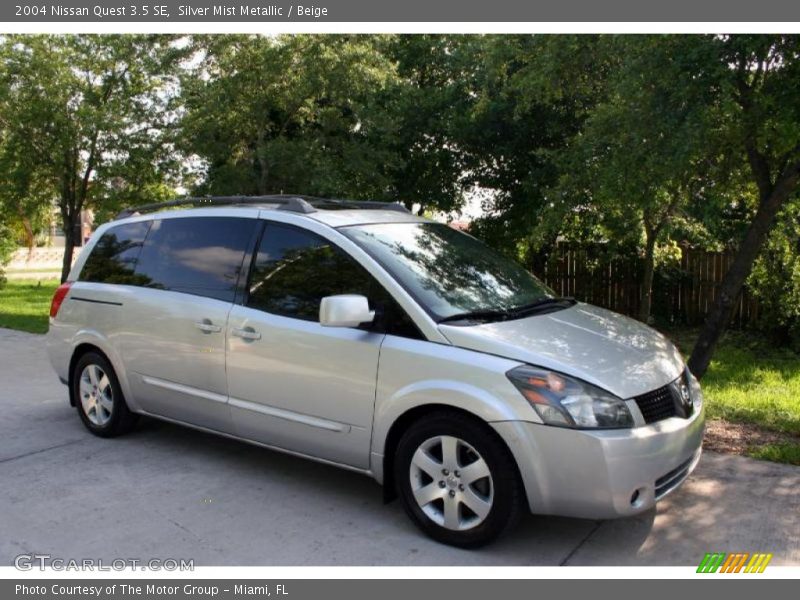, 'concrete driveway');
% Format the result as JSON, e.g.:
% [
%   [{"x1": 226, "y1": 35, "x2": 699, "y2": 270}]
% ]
[{"x1": 1, "y1": 327, "x2": 798, "y2": 566}]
